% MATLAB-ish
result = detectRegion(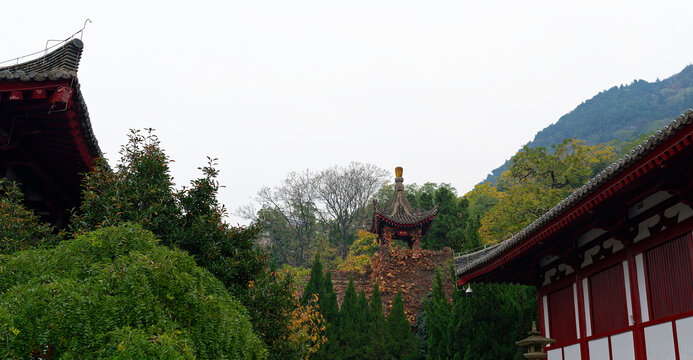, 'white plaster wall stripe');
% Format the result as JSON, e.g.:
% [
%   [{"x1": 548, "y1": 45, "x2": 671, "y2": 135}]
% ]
[
  {"x1": 583, "y1": 278, "x2": 592, "y2": 337},
  {"x1": 573, "y1": 283, "x2": 581, "y2": 338},
  {"x1": 623, "y1": 260, "x2": 634, "y2": 325},
  {"x1": 635, "y1": 254, "x2": 649, "y2": 322},
  {"x1": 543, "y1": 295, "x2": 551, "y2": 339}
]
